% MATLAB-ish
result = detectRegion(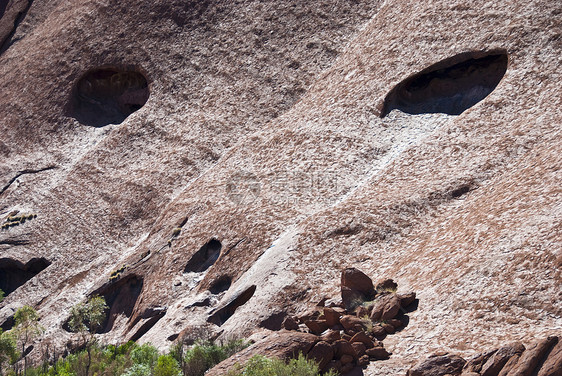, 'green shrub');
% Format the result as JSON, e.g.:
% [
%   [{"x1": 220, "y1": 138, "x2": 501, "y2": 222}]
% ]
[
  {"x1": 154, "y1": 355, "x2": 181, "y2": 376},
  {"x1": 123, "y1": 363, "x2": 151, "y2": 376},
  {"x1": 227, "y1": 353, "x2": 338, "y2": 376},
  {"x1": 130, "y1": 343, "x2": 158, "y2": 369},
  {"x1": 182, "y1": 340, "x2": 249, "y2": 376},
  {"x1": 0, "y1": 329, "x2": 18, "y2": 374}
]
